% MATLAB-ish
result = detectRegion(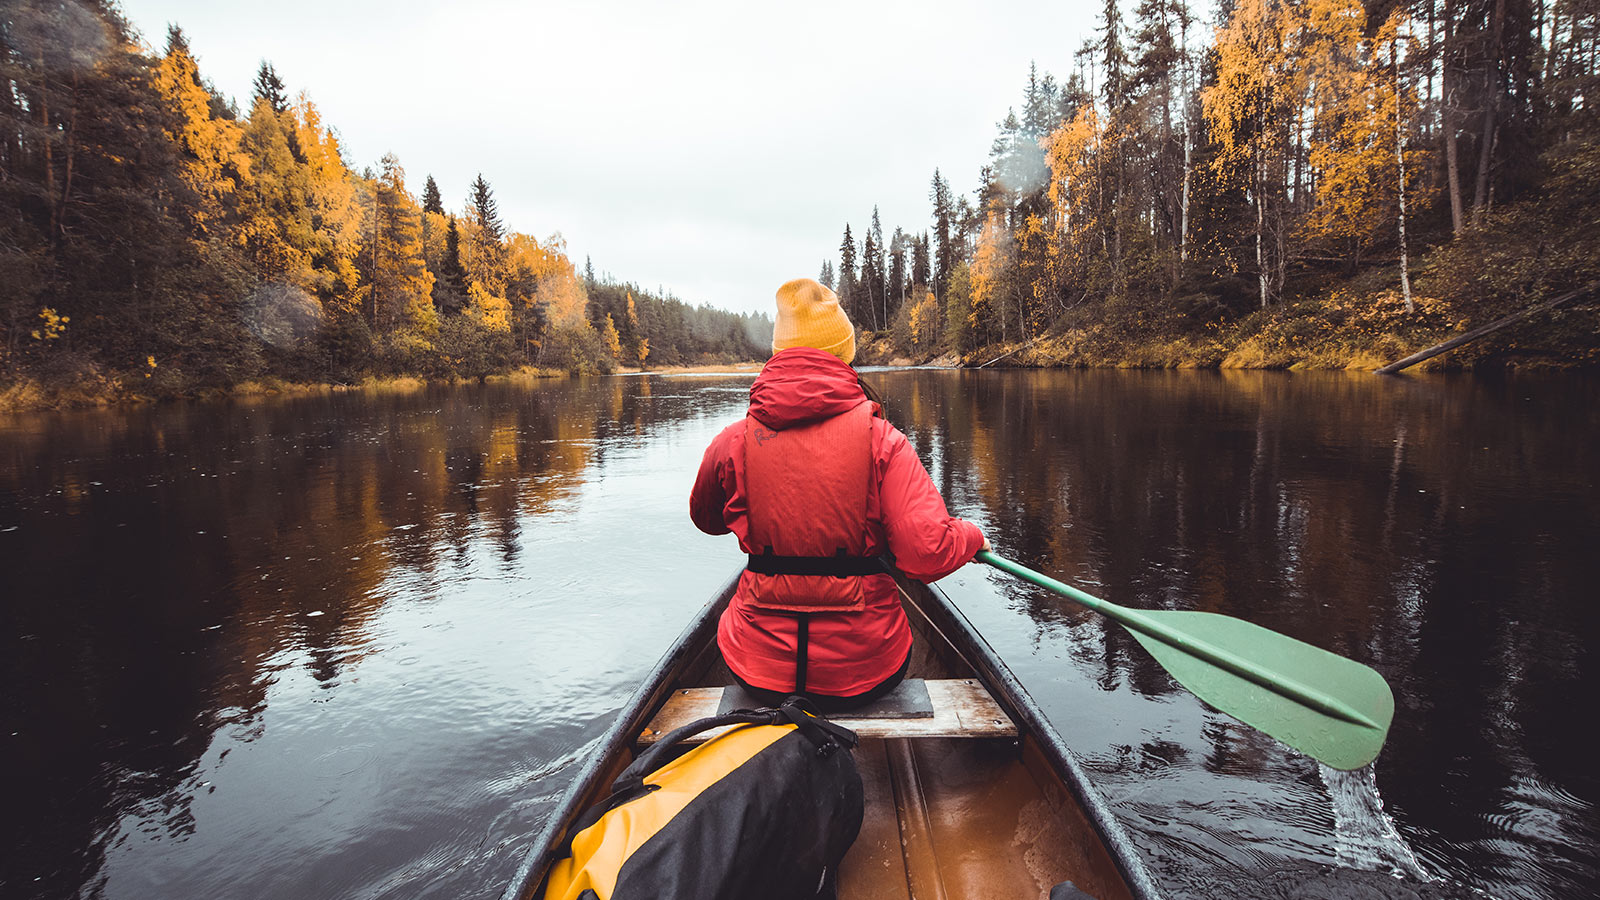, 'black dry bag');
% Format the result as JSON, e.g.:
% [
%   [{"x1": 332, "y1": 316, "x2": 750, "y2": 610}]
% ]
[{"x1": 542, "y1": 697, "x2": 863, "y2": 900}]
